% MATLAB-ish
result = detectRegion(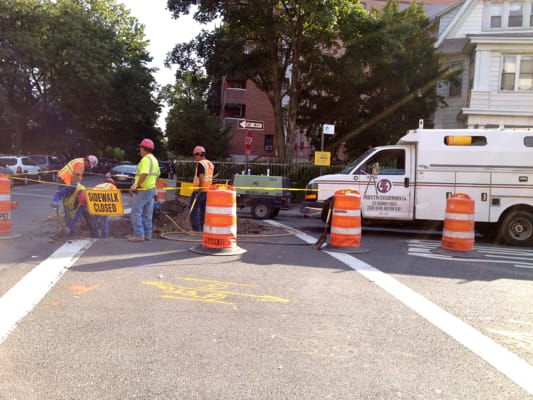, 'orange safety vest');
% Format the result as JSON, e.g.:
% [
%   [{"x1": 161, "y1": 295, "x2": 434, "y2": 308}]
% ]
[
  {"x1": 193, "y1": 159, "x2": 214, "y2": 192},
  {"x1": 57, "y1": 158, "x2": 85, "y2": 185}
]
